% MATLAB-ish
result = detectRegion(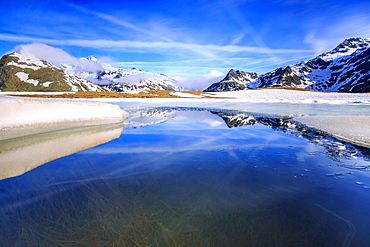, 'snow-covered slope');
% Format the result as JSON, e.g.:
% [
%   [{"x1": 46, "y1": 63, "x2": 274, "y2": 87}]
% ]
[
  {"x1": 62, "y1": 56, "x2": 182, "y2": 92},
  {"x1": 0, "y1": 52, "x2": 109, "y2": 92},
  {"x1": 205, "y1": 37, "x2": 370, "y2": 93}
]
